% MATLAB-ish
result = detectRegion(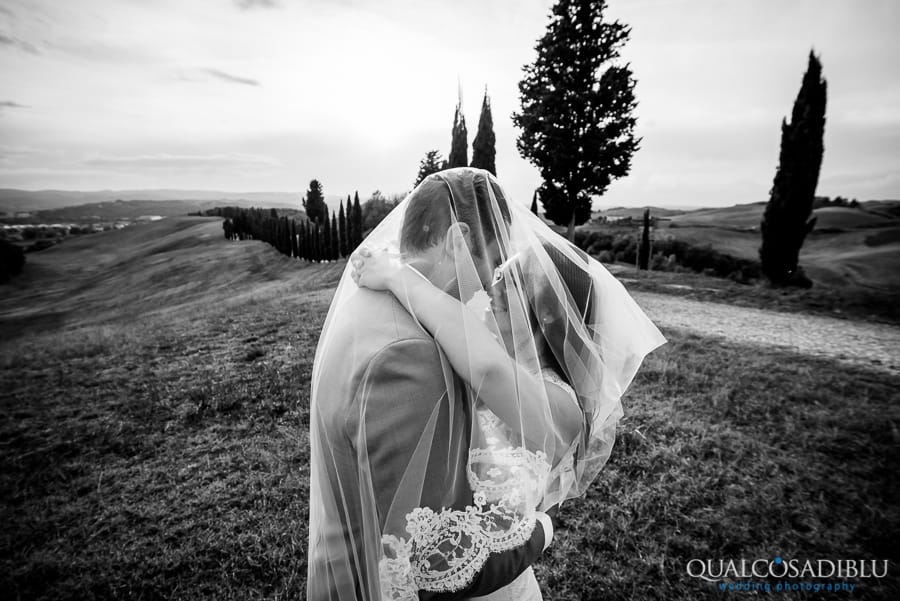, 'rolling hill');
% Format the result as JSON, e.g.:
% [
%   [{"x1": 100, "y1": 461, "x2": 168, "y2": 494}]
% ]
[
  {"x1": 15, "y1": 199, "x2": 307, "y2": 223},
  {"x1": 665, "y1": 202, "x2": 900, "y2": 230},
  {"x1": 588, "y1": 200, "x2": 900, "y2": 292},
  {"x1": 0, "y1": 188, "x2": 310, "y2": 214},
  {"x1": 0, "y1": 216, "x2": 345, "y2": 339}
]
